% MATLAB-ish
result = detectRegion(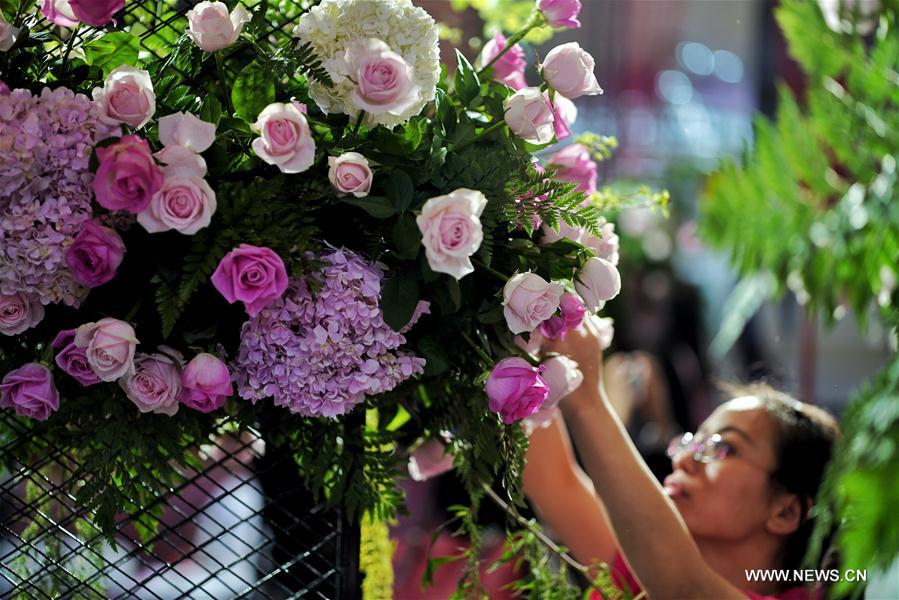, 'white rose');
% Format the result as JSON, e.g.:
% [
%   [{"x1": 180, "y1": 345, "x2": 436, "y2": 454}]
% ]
[
  {"x1": 186, "y1": 1, "x2": 252, "y2": 52},
  {"x1": 416, "y1": 188, "x2": 487, "y2": 280}
]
